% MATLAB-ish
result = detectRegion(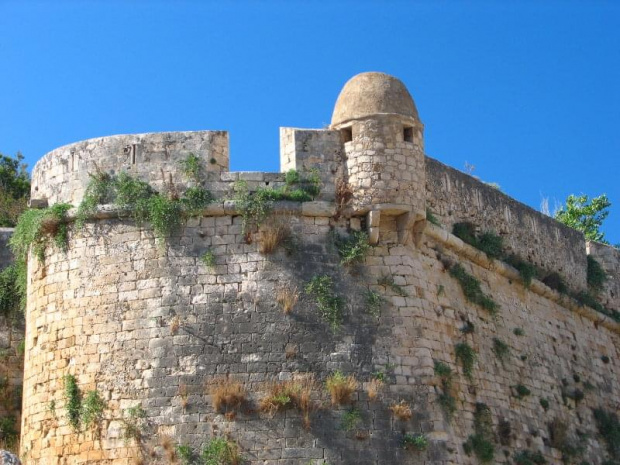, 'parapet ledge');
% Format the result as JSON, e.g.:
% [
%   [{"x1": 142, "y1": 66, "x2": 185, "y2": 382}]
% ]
[
  {"x1": 59, "y1": 200, "x2": 337, "y2": 222},
  {"x1": 424, "y1": 221, "x2": 620, "y2": 335}
]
